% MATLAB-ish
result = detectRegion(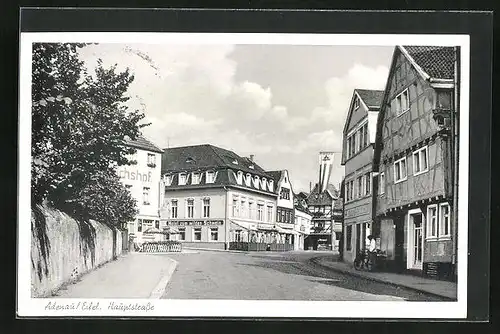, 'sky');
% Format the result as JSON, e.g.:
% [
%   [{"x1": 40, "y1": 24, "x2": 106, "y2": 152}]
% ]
[{"x1": 78, "y1": 43, "x2": 394, "y2": 193}]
